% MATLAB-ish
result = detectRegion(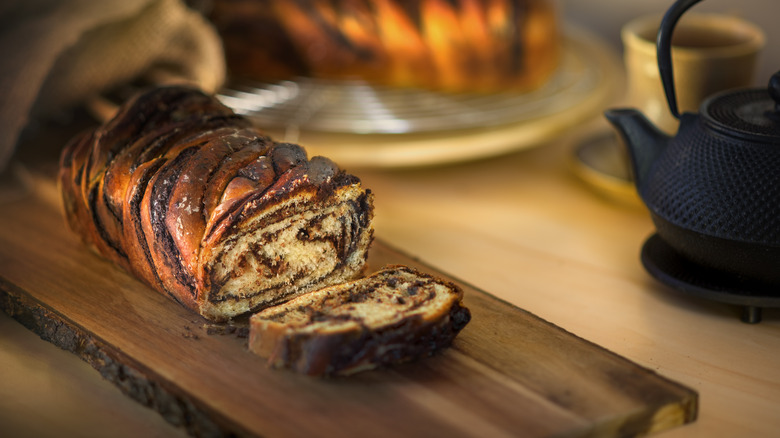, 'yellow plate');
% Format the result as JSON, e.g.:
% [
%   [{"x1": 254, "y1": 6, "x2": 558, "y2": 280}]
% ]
[{"x1": 570, "y1": 130, "x2": 643, "y2": 208}]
